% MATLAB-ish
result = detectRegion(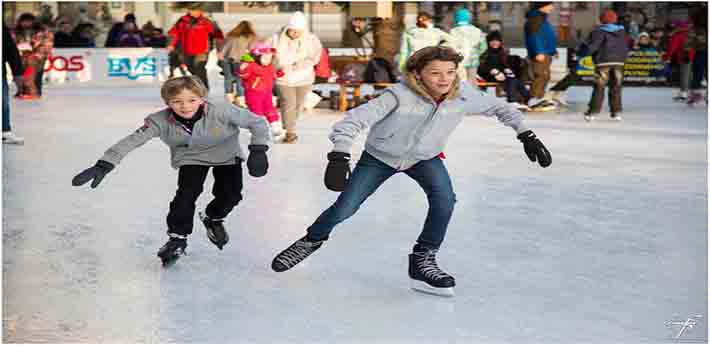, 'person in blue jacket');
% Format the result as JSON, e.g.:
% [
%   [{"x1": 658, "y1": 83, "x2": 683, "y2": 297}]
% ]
[{"x1": 524, "y1": 2, "x2": 557, "y2": 110}]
